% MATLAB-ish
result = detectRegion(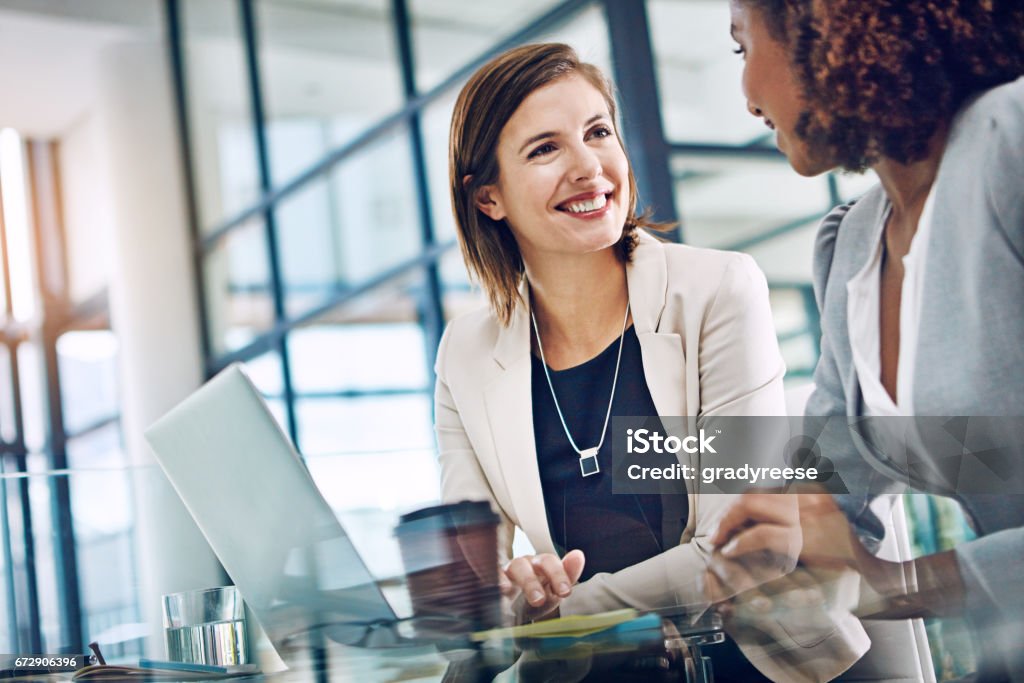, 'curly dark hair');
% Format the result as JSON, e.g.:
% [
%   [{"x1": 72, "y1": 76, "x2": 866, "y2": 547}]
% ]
[{"x1": 741, "y1": 0, "x2": 1024, "y2": 170}]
